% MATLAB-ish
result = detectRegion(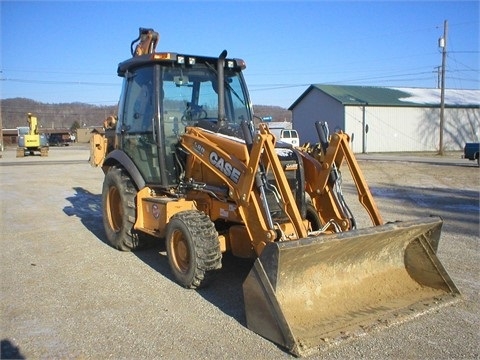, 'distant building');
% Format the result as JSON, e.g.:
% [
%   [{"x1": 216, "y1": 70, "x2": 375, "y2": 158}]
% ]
[
  {"x1": 289, "y1": 85, "x2": 480, "y2": 153},
  {"x1": 2, "y1": 129, "x2": 18, "y2": 146}
]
